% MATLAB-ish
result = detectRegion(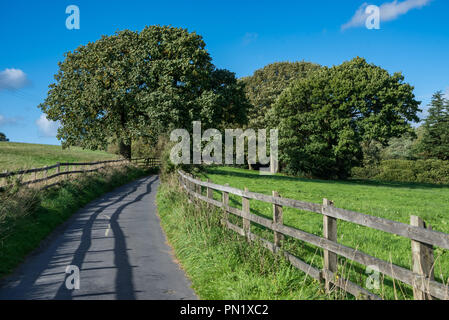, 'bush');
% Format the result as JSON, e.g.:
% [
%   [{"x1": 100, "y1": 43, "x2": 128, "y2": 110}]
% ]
[{"x1": 351, "y1": 159, "x2": 449, "y2": 185}]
